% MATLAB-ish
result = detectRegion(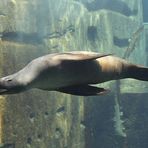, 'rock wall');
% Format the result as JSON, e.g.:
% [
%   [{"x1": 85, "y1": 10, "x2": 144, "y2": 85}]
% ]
[
  {"x1": 0, "y1": 0, "x2": 147, "y2": 148},
  {"x1": 84, "y1": 93, "x2": 148, "y2": 148}
]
